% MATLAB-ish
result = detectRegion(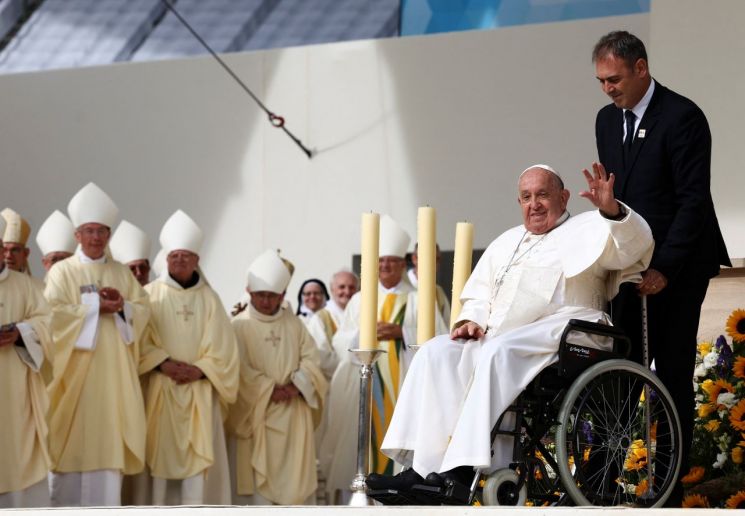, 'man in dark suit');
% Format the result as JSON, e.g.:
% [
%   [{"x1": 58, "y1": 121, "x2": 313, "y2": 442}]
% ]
[{"x1": 592, "y1": 31, "x2": 731, "y2": 503}]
